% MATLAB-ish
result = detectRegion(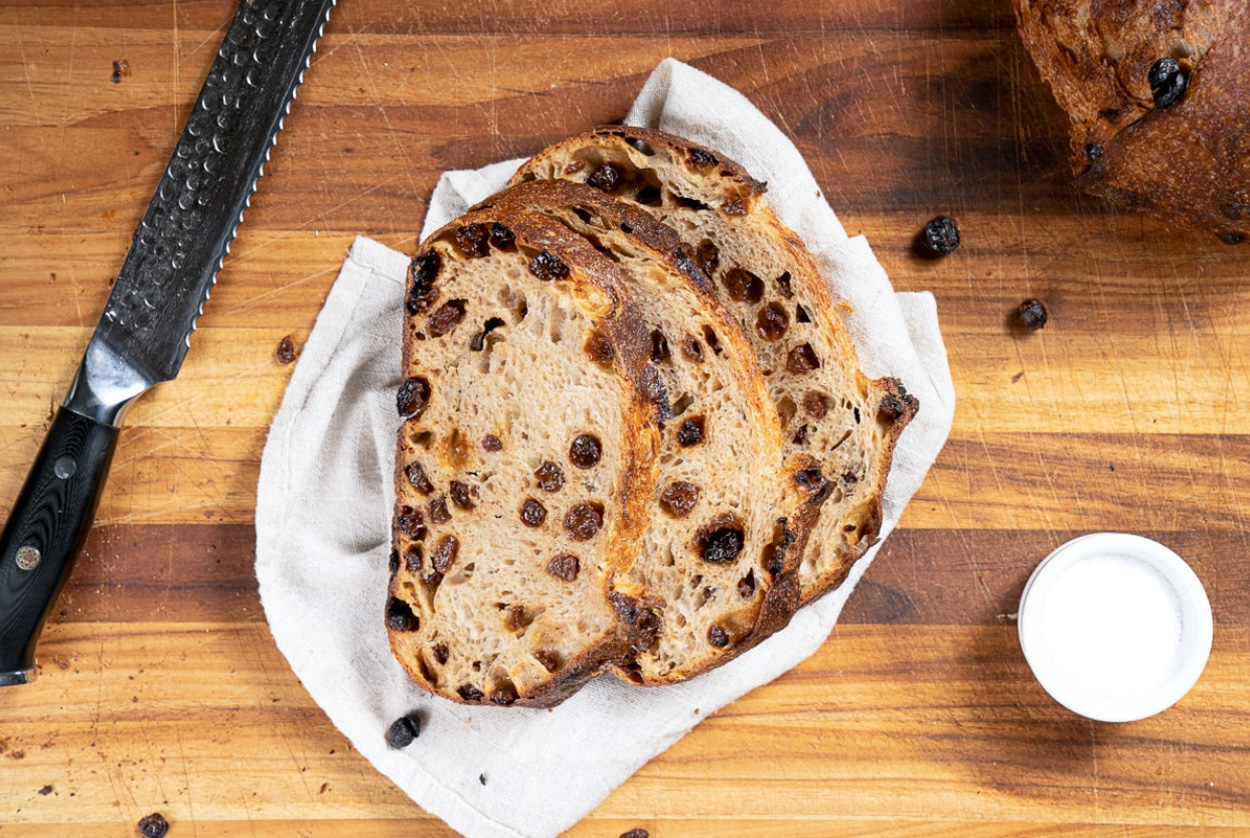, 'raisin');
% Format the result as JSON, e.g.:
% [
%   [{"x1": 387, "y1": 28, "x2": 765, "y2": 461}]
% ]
[
  {"x1": 803, "y1": 391, "x2": 828, "y2": 418},
  {"x1": 660, "y1": 481, "x2": 700, "y2": 518},
  {"x1": 564, "y1": 502, "x2": 604, "y2": 541},
  {"x1": 407, "y1": 251, "x2": 441, "y2": 314},
  {"x1": 569, "y1": 434, "x2": 602, "y2": 468},
  {"x1": 457, "y1": 684, "x2": 485, "y2": 702},
  {"x1": 405, "y1": 462, "x2": 434, "y2": 494},
  {"x1": 775, "y1": 271, "x2": 794, "y2": 298},
  {"x1": 386, "y1": 597, "x2": 419, "y2": 632},
  {"x1": 1219, "y1": 231, "x2": 1245, "y2": 245},
  {"x1": 520, "y1": 498, "x2": 547, "y2": 527},
  {"x1": 454, "y1": 223, "x2": 490, "y2": 258},
  {"x1": 676, "y1": 416, "x2": 705, "y2": 447},
  {"x1": 922, "y1": 216, "x2": 960, "y2": 255},
  {"x1": 688, "y1": 148, "x2": 718, "y2": 169},
  {"x1": 386, "y1": 714, "x2": 421, "y2": 748},
  {"x1": 650, "y1": 329, "x2": 671, "y2": 363},
  {"x1": 428, "y1": 496, "x2": 451, "y2": 524},
  {"x1": 738, "y1": 570, "x2": 757, "y2": 598},
  {"x1": 585, "y1": 332, "x2": 615, "y2": 366},
  {"x1": 1014, "y1": 298, "x2": 1048, "y2": 330},
  {"x1": 397, "y1": 506, "x2": 426, "y2": 540},
  {"x1": 795, "y1": 467, "x2": 832, "y2": 501},
  {"x1": 275, "y1": 335, "x2": 297, "y2": 364},
  {"x1": 708, "y1": 625, "x2": 730, "y2": 647},
  {"x1": 1148, "y1": 57, "x2": 1187, "y2": 109},
  {"x1": 503, "y1": 605, "x2": 529, "y2": 631},
  {"x1": 763, "y1": 520, "x2": 797, "y2": 575},
  {"x1": 696, "y1": 240, "x2": 720, "y2": 274},
  {"x1": 528, "y1": 251, "x2": 569, "y2": 281},
  {"x1": 534, "y1": 649, "x2": 561, "y2": 672},
  {"x1": 428, "y1": 299, "x2": 467, "y2": 337},
  {"x1": 587, "y1": 163, "x2": 623, "y2": 192},
  {"x1": 723, "y1": 267, "x2": 764, "y2": 303},
  {"x1": 1086, "y1": 143, "x2": 1104, "y2": 161},
  {"x1": 431, "y1": 535, "x2": 459, "y2": 573},
  {"x1": 432, "y1": 643, "x2": 449, "y2": 664},
  {"x1": 619, "y1": 830, "x2": 650, "y2": 838},
  {"x1": 680, "y1": 336, "x2": 704, "y2": 363},
  {"x1": 547, "y1": 554, "x2": 580, "y2": 582},
  {"x1": 489, "y1": 222, "x2": 515, "y2": 250},
  {"x1": 700, "y1": 526, "x2": 745, "y2": 563},
  {"x1": 404, "y1": 545, "x2": 423, "y2": 573},
  {"x1": 482, "y1": 434, "x2": 503, "y2": 452},
  {"x1": 722, "y1": 197, "x2": 747, "y2": 216},
  {"x1": 755, "y1": 303, "x2": 789, "y2": 341},
  {"x1": 397, "y1": 377, "x2": 430, "y2": 418},
  {"x1": 787, "y1": 342, "x2": 820, "y2": 373},
  {"x1": 490, "y1": 684, "x2": 519, "y2": 706},
  {"x1": 535, "y1": 461, "x2": 565, "y2": 492},
  {"x1": 843, "y1": 471, "x2": 859, "y2": 484},
  {"x1": 879, "y1": 387, "x2": 918, "y2": 420},
  {"x1": 137, "y1": 813, "x2": 169, "y2": 838},
  {"x1": 449, "y1": 481, "x2": 474, "y2": 509},
  {"x1": 793, "y1": 425, "x2": 810, "y2": 445}
]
